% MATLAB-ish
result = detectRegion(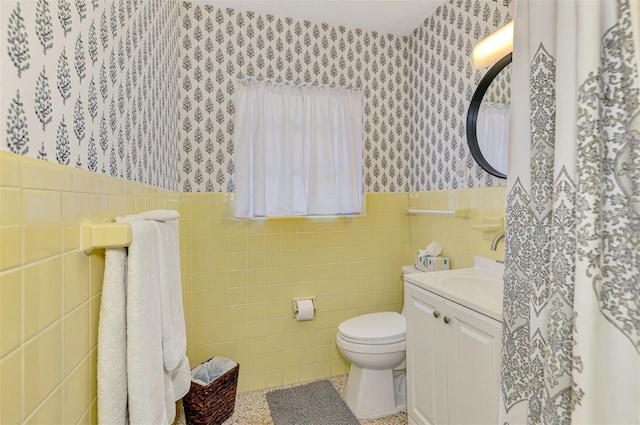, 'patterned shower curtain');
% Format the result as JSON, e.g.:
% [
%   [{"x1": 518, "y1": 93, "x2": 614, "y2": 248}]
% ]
[{"x1": 500, "y1": 0, "x2": 640, "y2": 423}]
